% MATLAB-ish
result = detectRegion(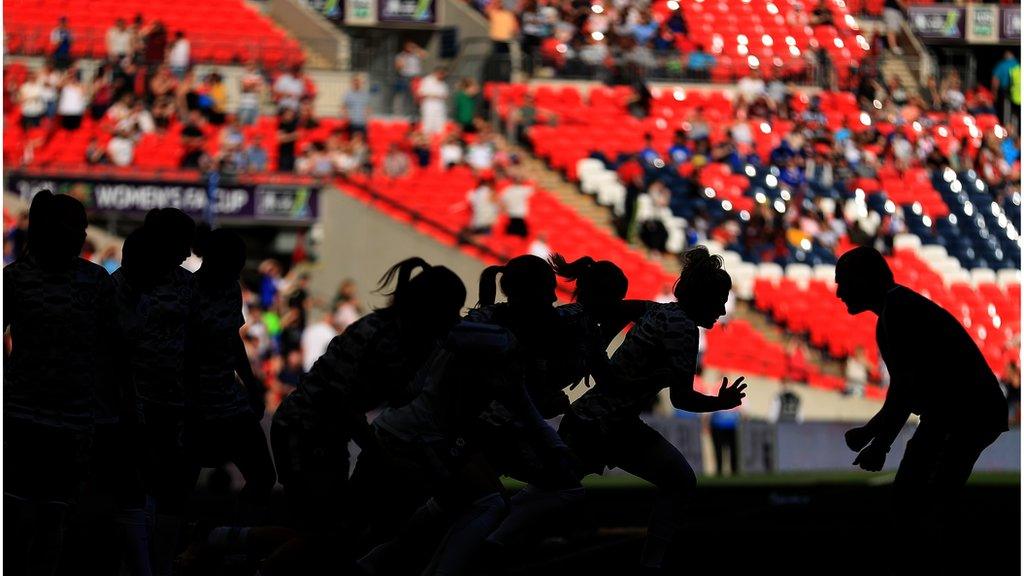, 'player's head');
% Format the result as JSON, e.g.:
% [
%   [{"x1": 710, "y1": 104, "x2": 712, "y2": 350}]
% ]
[
  {"x1": 199, "y1": 228, "x2": 246, "y2": 285},
  {"x1": 551, "y1": 253, "x2": 627, "y2": 315},
  {"x1": 674, "y1": 245, "x2": 731, "y2": 329},
  {"x1": 835, "y1": 246, "x2": 894, "y2": 315},
  {"x1": 377, "y1": 257, "x2": 467, "y2": 335},
  {"x1": 144, "y1": 207, "x2": 196, "y2": 267},
  {"x1": 26, "y1": 190, "x2": 87, "y2": 268},
  {"x1": 479, "y1": 254, "x2": 557, "y2": 311}
]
